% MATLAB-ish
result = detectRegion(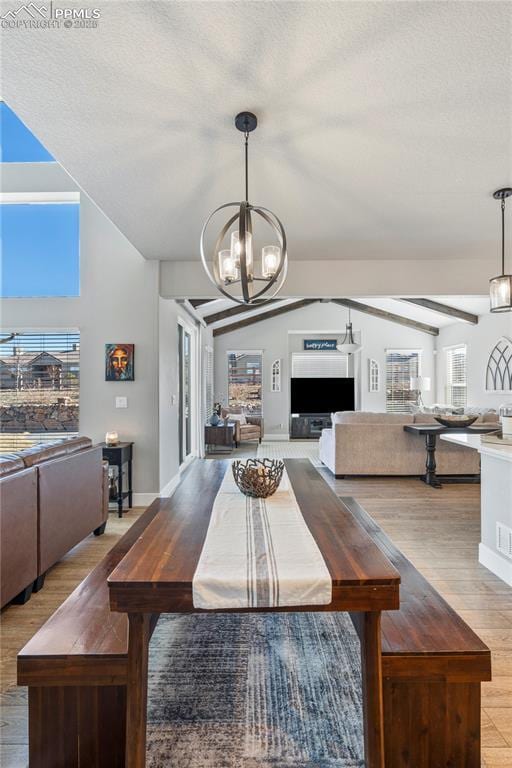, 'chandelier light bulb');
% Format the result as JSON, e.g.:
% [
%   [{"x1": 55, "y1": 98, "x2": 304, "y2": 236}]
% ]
[
  {"x1": 262, "y1": 245, "x2": 280, "y2": 278},
  {"x1": 219, "y1": 249, "x2": 238, "y2": 283}
]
